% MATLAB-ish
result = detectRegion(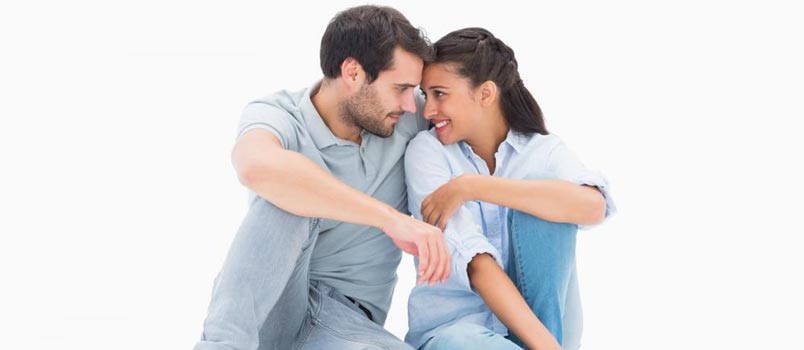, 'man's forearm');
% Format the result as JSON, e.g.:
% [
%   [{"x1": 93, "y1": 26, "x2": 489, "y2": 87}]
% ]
[{"x1": 240, "y1": 148, "x2": 400, "y2": 228}]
